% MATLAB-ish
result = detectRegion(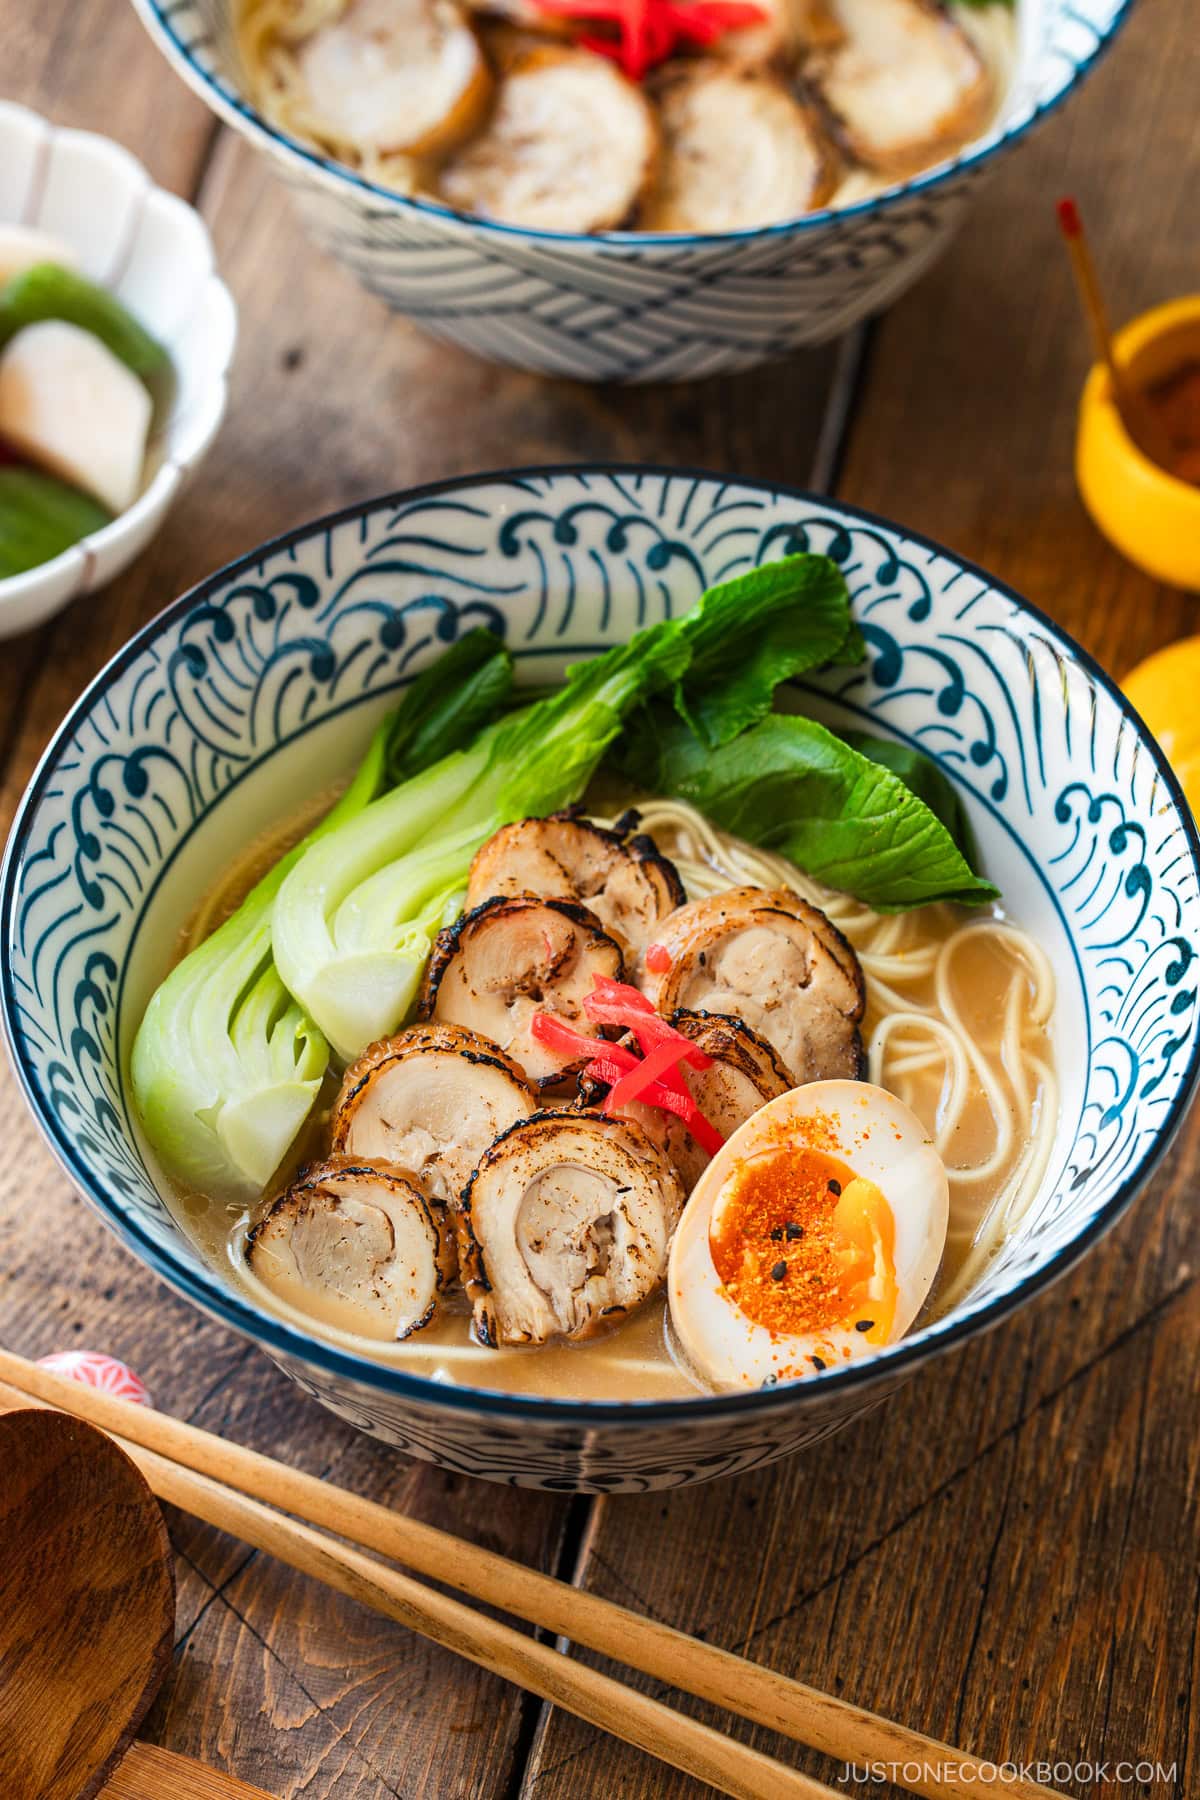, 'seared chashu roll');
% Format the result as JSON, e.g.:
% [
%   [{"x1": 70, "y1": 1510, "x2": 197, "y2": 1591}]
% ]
[
  {"x1": 643, "y1": 66, "x2": 837, "y2": 233},
  {"x1": 465, "y1": 812, "x2": 684, "y2": 959},
  {"x1": 640, "y1": 886, "x2": 866, "y2": 1084},
  {"x1": 292, "y1": 0, "x2": 492, "y2": 158},
  {"x1": 332, "y1": 1023, "x2": 535, "y2": 1213},
  {"x1": 668, "y1": 1010, "x2": 794, "y2": 1187},
  {"x1": 438, "y1": 46, "x2": 660, "y2": 232},
  {"x1": 578, "y1": 1010, "x2": 794, "y2": 1191},
  {"x1": 461, "y1": 1111, "x2": 685, "y2": 1345},
  {"x1": 247, "y1": 1158, "x2": 455, "y2": 1340},
  {"x1": 419, "y1": 895, "x2": 624, "y2": 1086},
  {"x1": 464, "y1": 1, "x2": 572, "y2": 37},
  {"x1": 795, "y1": 0, "x2": 849, "y2": 47},
  {"x1": 803, "y1": 0, "x2": 993, "y2": 179}
]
